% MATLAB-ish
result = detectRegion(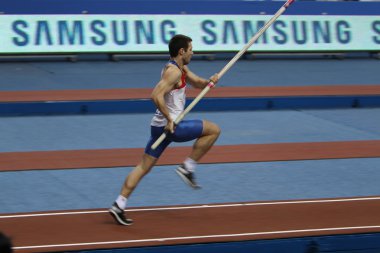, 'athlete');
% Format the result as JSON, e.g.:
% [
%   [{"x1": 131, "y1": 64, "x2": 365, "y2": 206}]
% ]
[{"x1": 109, "y1": 34, "x2": 220, "y2": 225}]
